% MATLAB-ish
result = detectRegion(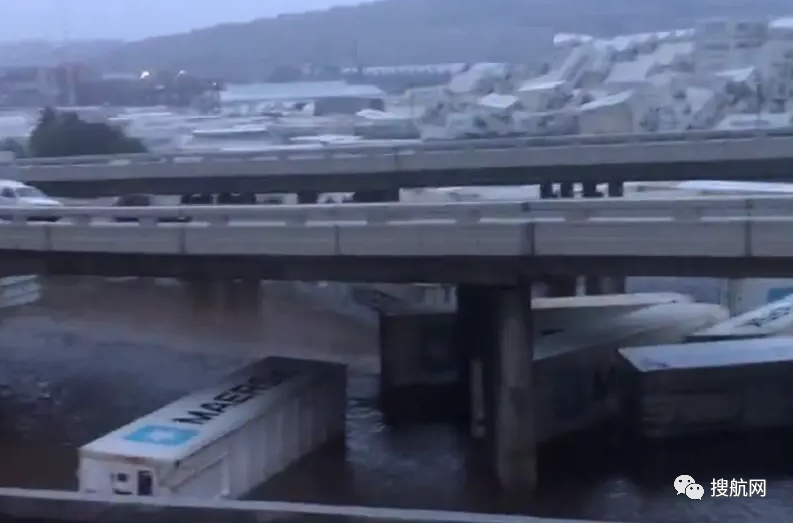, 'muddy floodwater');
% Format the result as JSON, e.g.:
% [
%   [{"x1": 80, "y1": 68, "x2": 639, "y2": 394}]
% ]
[{"x1": 0, "y1": 277, "x2": 792, "y2": 523}]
